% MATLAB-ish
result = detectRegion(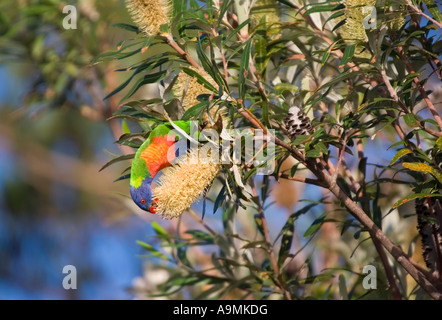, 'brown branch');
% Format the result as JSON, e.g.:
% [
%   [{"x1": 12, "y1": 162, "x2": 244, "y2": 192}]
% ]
[
  {"x1": 240, "y1": 107, "x2": 442, "y2": 298},
  {"x1": 397, "y1": 46, "x2": 442, "y2": 131},
  {"x1": 161, "y1": 10, "x2": 442, "y2": 299},
  {"x1": 380, "y1": 69, "x2": 442, "y2": 138},
  {"x1": 250, "y1": 183, "x2": 292, "y2": 300},
  {"x1": 356, "y1": 138, "x2": 403, "y2": 300},
  {"x1": 321, "y1": 171, "x2": 442, "y2": 300},
  {"x1": 163, "y1": 33, "x2": 201, "y2": 70},
  {"x1": 369, "y1": 229, "x2": 403, "y2": 299},
  {"x1": 406, "y1": 2, "x2": 442, "y2": 29}
]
